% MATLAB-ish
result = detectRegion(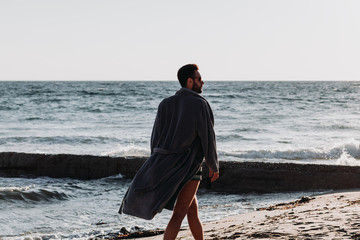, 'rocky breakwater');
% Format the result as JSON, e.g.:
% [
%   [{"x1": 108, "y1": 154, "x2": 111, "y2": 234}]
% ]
[
  {"x1": 0, "y1": 152, "x2": 146, "y2": 179},
  {"x1": 2, "y1": 152, "x2": 360, "y2": 193},
  {"x1": 201, "y1": 161, "x2": 360, "y2": 193}
]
